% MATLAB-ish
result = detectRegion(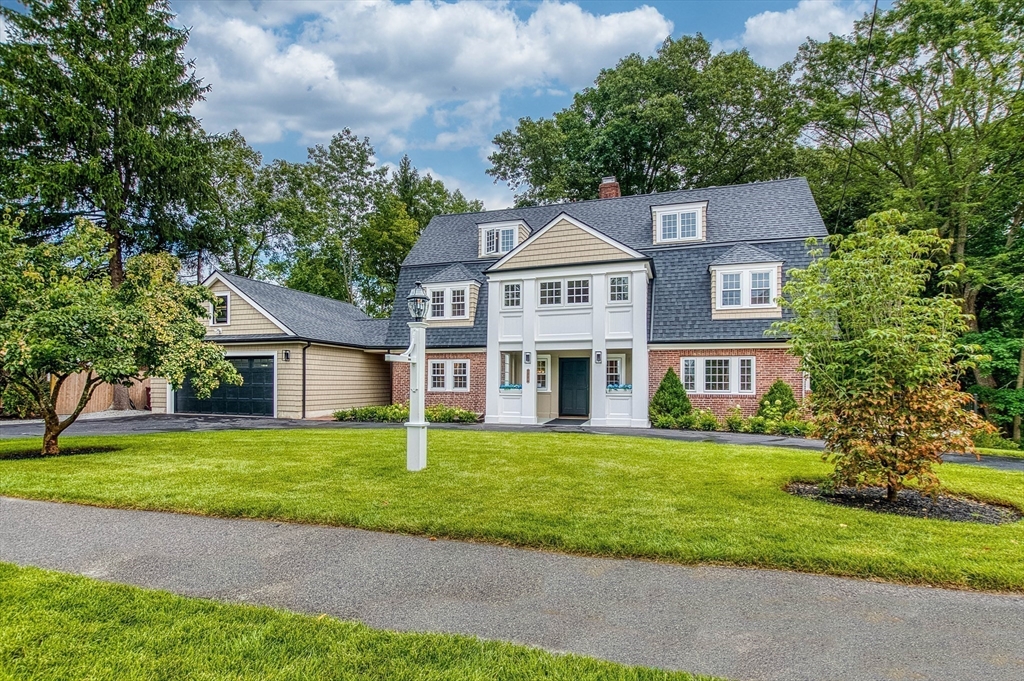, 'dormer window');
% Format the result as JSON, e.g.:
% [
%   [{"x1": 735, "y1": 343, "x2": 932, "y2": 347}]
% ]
[
  {"x1": 210, "y1": 293, "x2": 229, "y2": 325},
  {"x1": 714, "y1": 267, "x2": 778, "y2": 309},
  {"x1": 479, "y1": 221, "x2": 525, "y2": 257},
  {"x1": 426, "y1": 285, "x2": 471, "y2": 320},
  {"x1": 652, "y1": 202, "x2": 706, "y2": 244}
]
